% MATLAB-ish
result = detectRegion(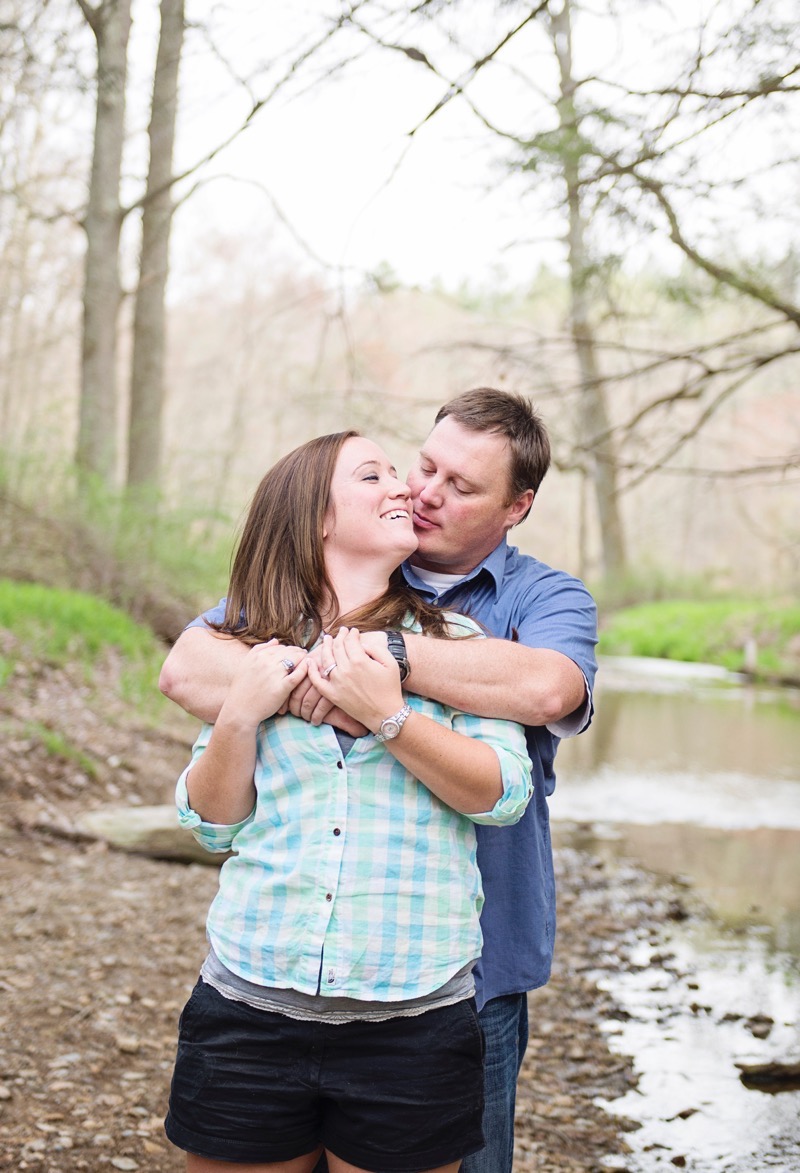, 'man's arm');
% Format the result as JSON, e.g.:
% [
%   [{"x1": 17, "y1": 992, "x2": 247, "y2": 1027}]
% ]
[
  {"x1": 159, "y1": 626, "x2": 369, "y2": 735},
  {"x1": 159, "y1": 628, "x2": 251, "y2": 723},
  {"x1": 403, "y1": 634, "x2": 587, "y2": 728}
]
